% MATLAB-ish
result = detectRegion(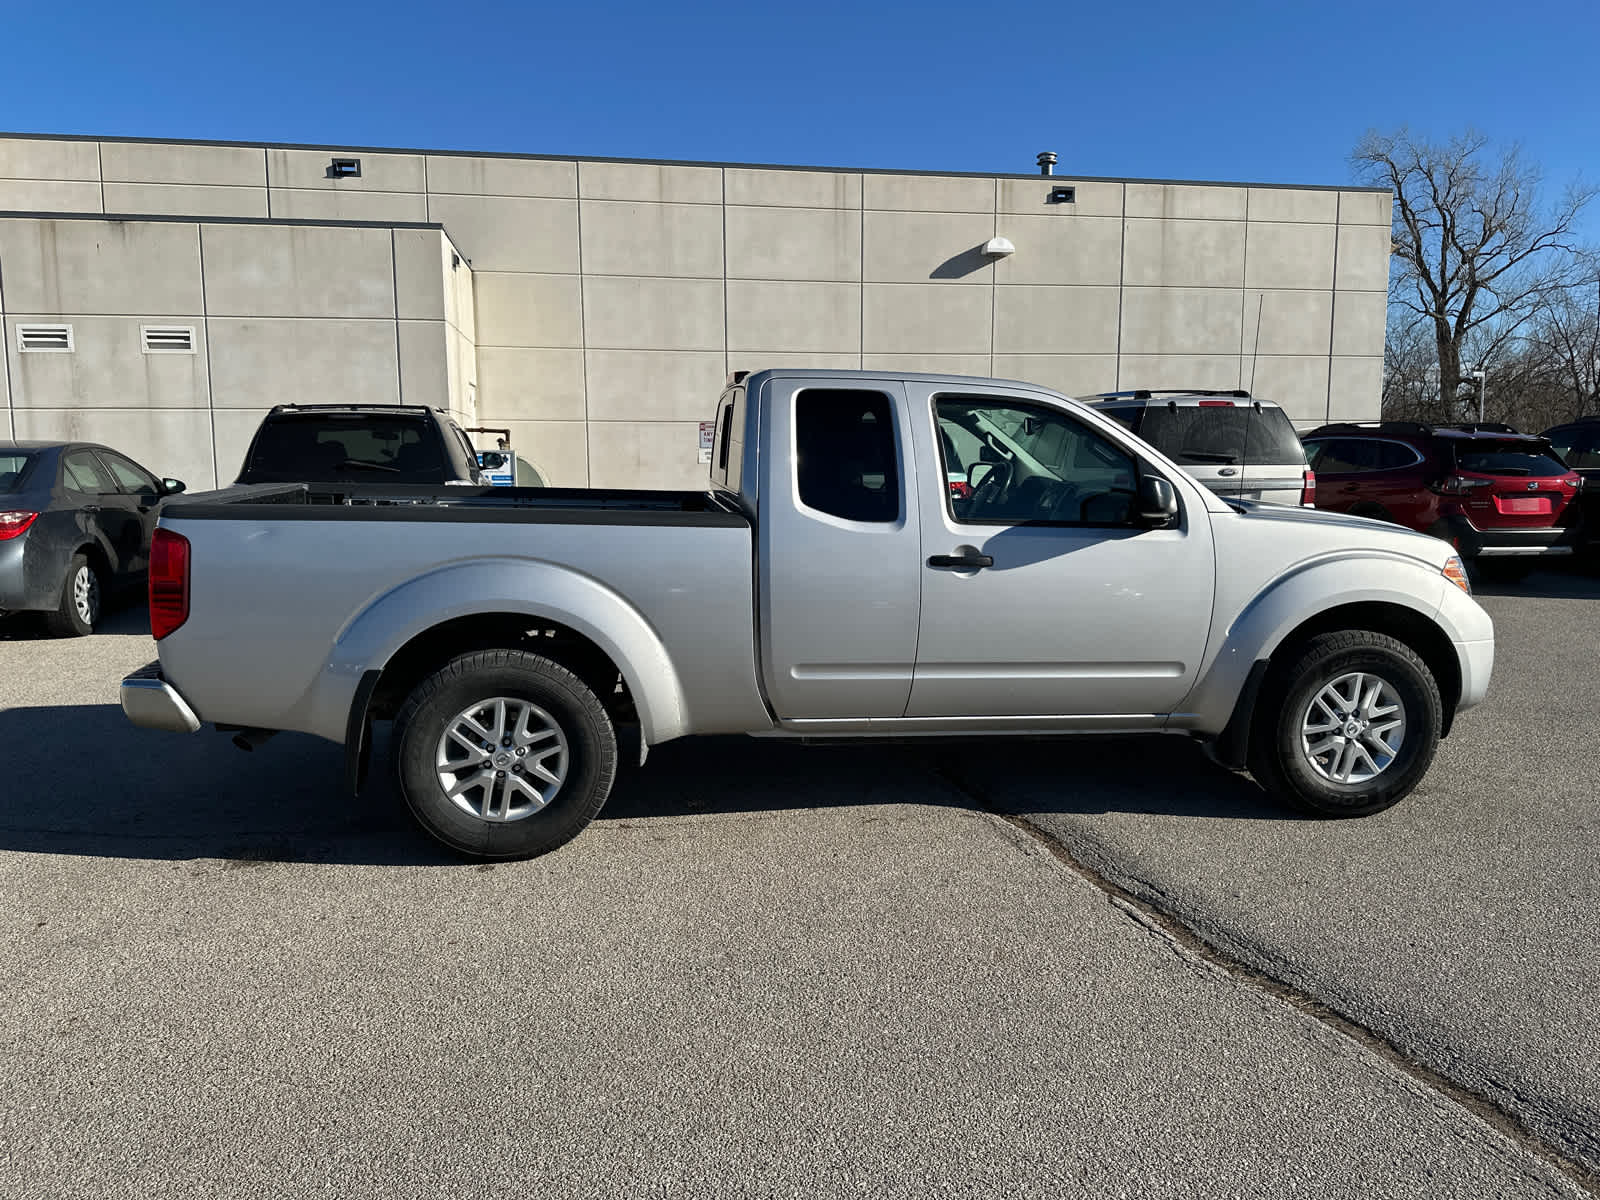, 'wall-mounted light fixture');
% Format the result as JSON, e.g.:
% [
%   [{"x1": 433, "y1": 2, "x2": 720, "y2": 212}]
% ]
[
  {"x1": 327, "y1": 157, "x2": 362, "y2": 179},
  {"x1": 982, "y1": 236, "x2": 1016, "y2": 258},
  {"x1": 1048, "y1": 186, "x2": 1076, "y2": 204}
]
